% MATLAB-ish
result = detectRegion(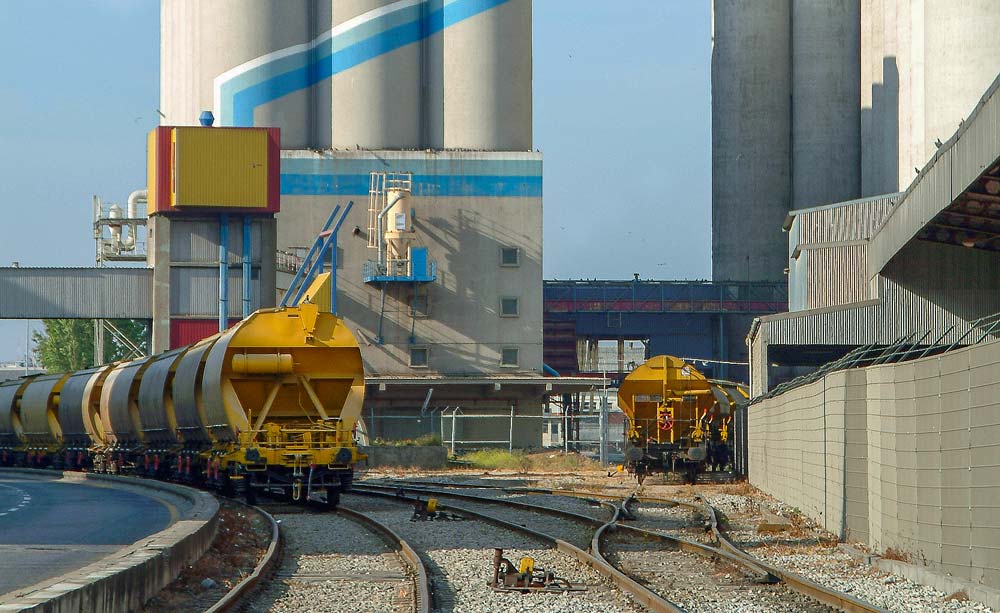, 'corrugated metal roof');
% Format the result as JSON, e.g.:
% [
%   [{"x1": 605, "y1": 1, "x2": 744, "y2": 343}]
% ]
[
  {"x1": 0, "y1": 267, "x2": 152, "y2": 319},
  {"x1": 870, "y1": 71, "x2": 1000, "y2": 276}
]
